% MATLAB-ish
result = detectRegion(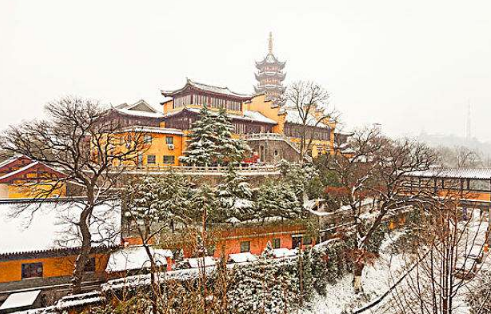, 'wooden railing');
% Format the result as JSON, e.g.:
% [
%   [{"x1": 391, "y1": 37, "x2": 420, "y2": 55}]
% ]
[{"x1": 118, "y1": 164, "x2": 281, "y2": 176}]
